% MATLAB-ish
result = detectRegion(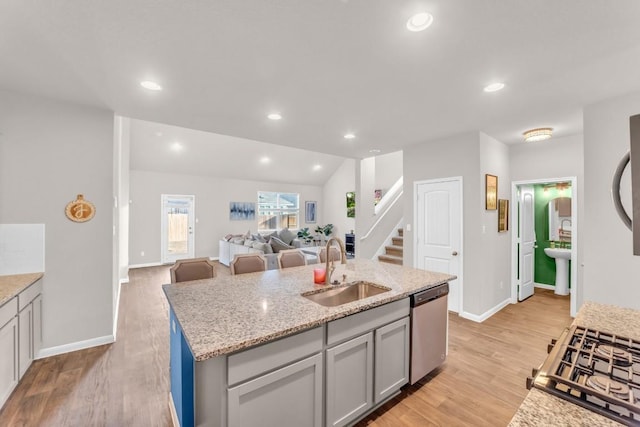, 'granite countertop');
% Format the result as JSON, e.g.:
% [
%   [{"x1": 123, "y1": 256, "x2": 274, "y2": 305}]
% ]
[
  {"x1": 509, "y1": 301, "x2": 640, "y2": 426},
  {"x1": 0, "y1": 272, "x2": 44, "y2": 307},
  {"x1": 163, "y1": 259, "x2": 455, "y2": 361}
]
